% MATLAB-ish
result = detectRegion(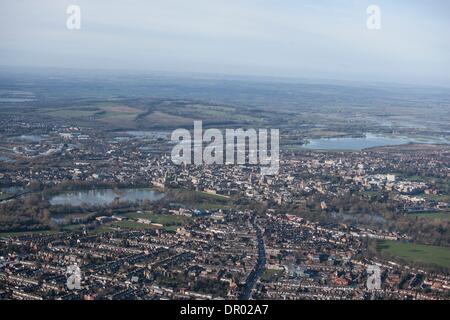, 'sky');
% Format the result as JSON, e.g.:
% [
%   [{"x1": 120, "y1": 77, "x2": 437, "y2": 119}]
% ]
[{"x1": 0, "y1": 0, "x2": 449, "y2": 86}]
